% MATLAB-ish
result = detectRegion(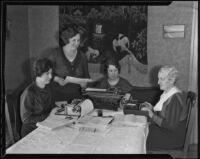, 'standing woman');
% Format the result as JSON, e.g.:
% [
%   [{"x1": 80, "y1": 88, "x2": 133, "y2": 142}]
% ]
[
  {"x1": 140, "y1": 66, "x2": 187, "y2": 150},
  {"x1": 48, "y1": 26, "x2": 92, "y2": 102},
  {"x1": 20, "y1": 58, "x2": 54, "y2": 137}
]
